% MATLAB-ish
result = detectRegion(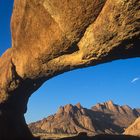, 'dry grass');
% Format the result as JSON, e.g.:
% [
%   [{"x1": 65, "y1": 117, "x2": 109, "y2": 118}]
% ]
[{"x1": 33, "y1": 133, "x2": 77, "y2": 140}]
